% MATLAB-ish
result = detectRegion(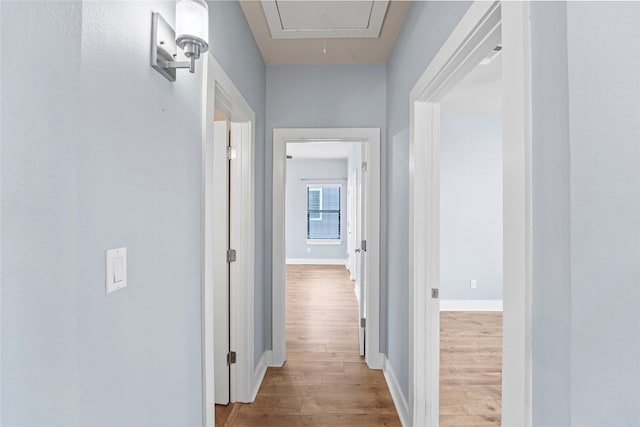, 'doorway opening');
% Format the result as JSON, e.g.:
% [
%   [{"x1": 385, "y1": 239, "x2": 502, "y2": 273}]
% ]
[
  {"x1": 271, "y1": 128, "x2": 383, "y2": 369},
  {"x1": 409, "y1": 2, "x2": 532, "y2": 426},
  {"x1": 212, "y1": 107, "x2": 238, "y2": 407},
  {"x1": 438, "y1": 51, "x2": 504, "y2": 426},
  {"x1": 284, "y1": 141, "x2": 367, "y2": 356},
  {"x1": 201, "y1": 54, "x2": 256, "y2": 427}
]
